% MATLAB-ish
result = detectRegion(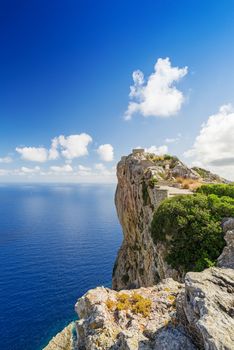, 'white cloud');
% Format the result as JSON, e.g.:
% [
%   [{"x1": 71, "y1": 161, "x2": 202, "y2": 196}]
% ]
[
  {"x1": 165, "y1": 133, "x2": 181, "y2": 143},
  {"x1": 16, "y1": 147, "x2": 48, "y2": 162},
  {"x1": 16, "y1": 133, "x2": 92, "y2": 163},
  {"x1": 53, "y1": 133, "x2": 92, "y2": 160},
  {"x1": 125, "y1": 57, "x2": 188, "y2": 120},
  {"x1": 97, "y1": 144, "x2": 114, "y2": 162},
  {"x1": 0, "y1": 156, "x2": 12, "y2": 163},
  {"x1": 78, "y1": 165, "x2": 91, "y2": 172},
  {"x1": 0, "y1": 169, "x2": 9, "y2": 176},
  {"x1": 94, "y1": 163, "x2": 116, "y2": 177},
  {"x1": 145, "y1": 145, "x2": 168, "y2": 155},
  {"x1": 48, "y1": 138, "x2": 59, "y2": 160},
  {"x1": 77, "y1": 164, "x2": 92, "y2": 177},
  {"x1": 50, "y1": 164, "x2": 73, "y2": 173},
  {"x1": 95, "y1": 163, "x2": 106, "y2": 171},
  {"x1": 184, "y1": 104, "x2": 234, "y2": 180},
  {"x1": 21, "y1": 166, "x2": 41, "y2": 174}
]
